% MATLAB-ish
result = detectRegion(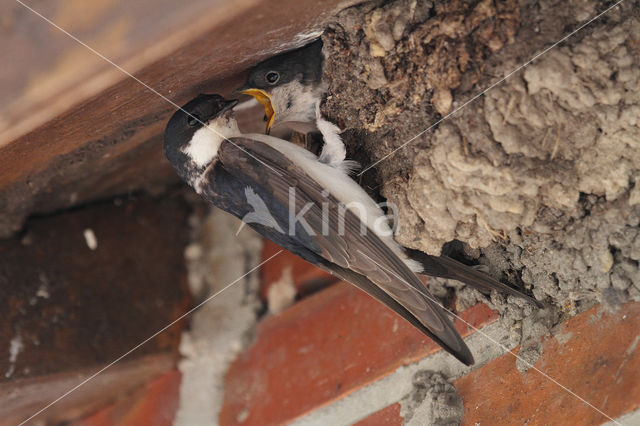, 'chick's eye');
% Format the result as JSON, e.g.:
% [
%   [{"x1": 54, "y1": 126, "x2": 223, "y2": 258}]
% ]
[
  {"x1": 187, "y1": 114, "x2": 200, "y2": 127},
  {"x1": 265, "y1": 71, "x2": 280, "y2": 84}
]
